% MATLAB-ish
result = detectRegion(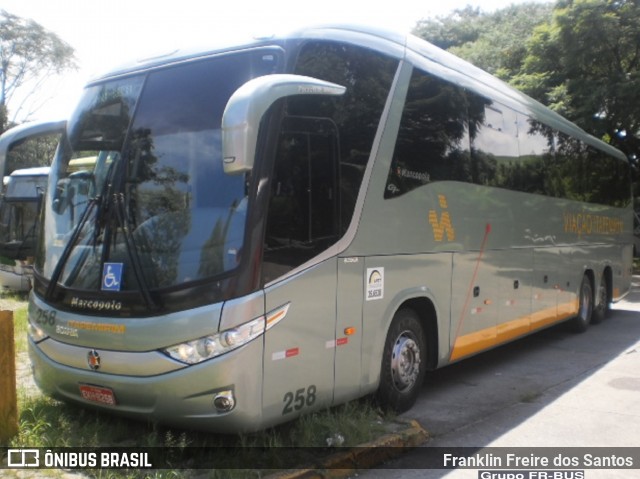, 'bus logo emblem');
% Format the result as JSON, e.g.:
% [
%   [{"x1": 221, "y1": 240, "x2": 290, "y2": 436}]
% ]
[
  {"x1": 428, "y1": 194, "x2": 456, "y2": 242},
  {"x1": 87, "y1": 349, "x2": 101, "y2": 370},
  {"x1": 102, "y1": 263, "x2": 123, "y2": 291}
]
